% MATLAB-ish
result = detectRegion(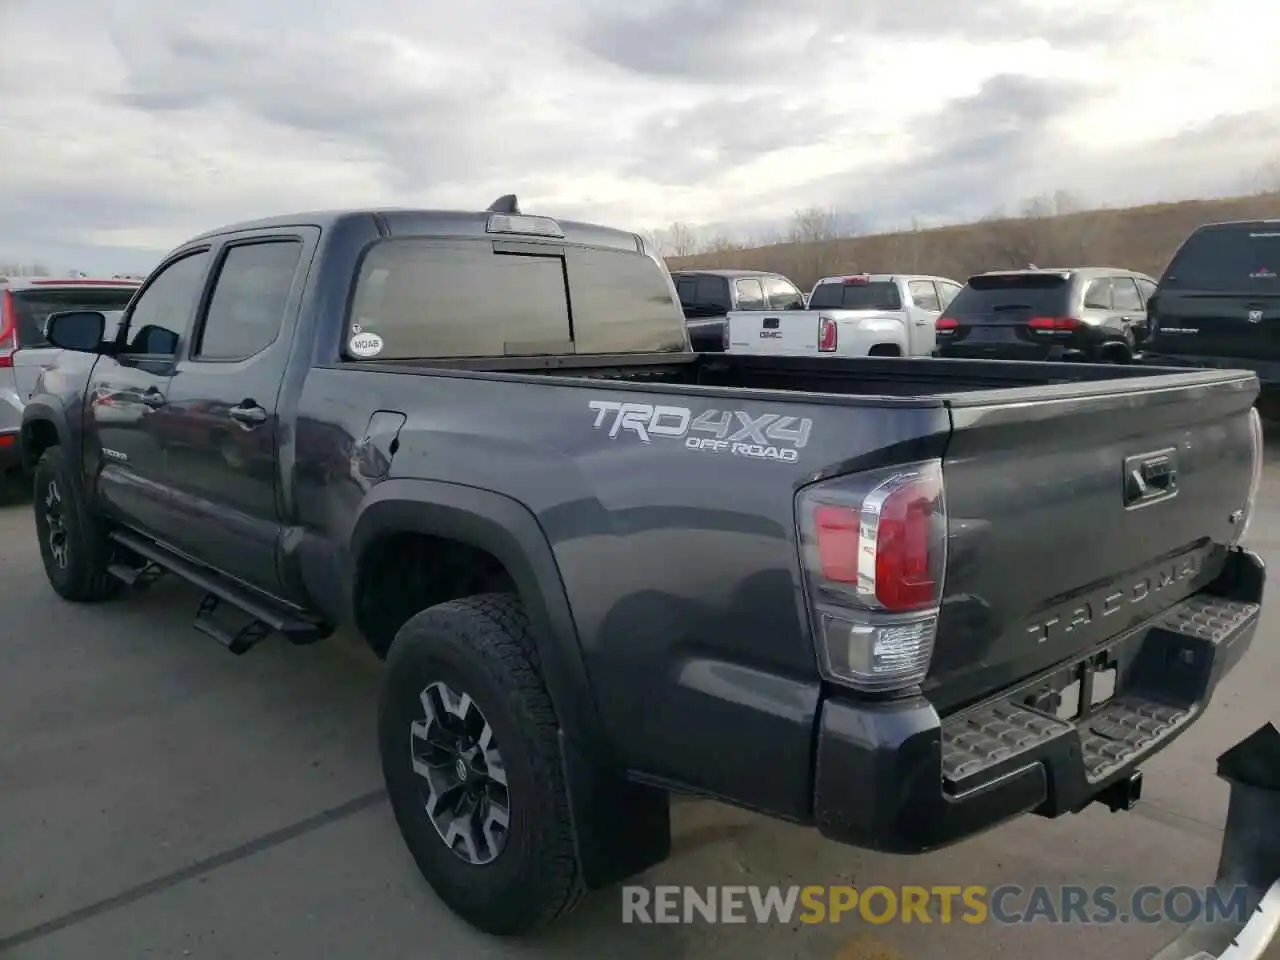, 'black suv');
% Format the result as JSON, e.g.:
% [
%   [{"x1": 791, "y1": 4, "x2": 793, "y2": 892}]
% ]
[
  {"x1": 934, "y1": 267, "x2": 1156, "y2": 363},
  {"x1": 670, "y1": 269, "x2": 805, "y2": 351},
  {"x1": 1143, "y1": 220, "x2": 1280, "y2": 386}
]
